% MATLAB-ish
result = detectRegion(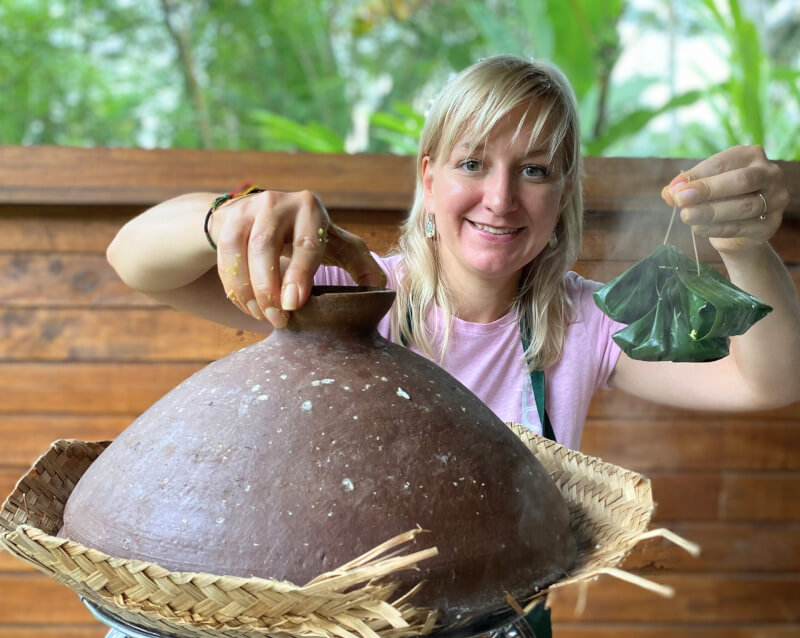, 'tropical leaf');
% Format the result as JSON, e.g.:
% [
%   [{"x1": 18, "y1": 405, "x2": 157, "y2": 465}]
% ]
[
  {"x1": 251, "y1": 110, "x2": 345, "y2": 153},
  {"x1": 585, "y1": 88, "x2": 710, "y2": 155}
]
